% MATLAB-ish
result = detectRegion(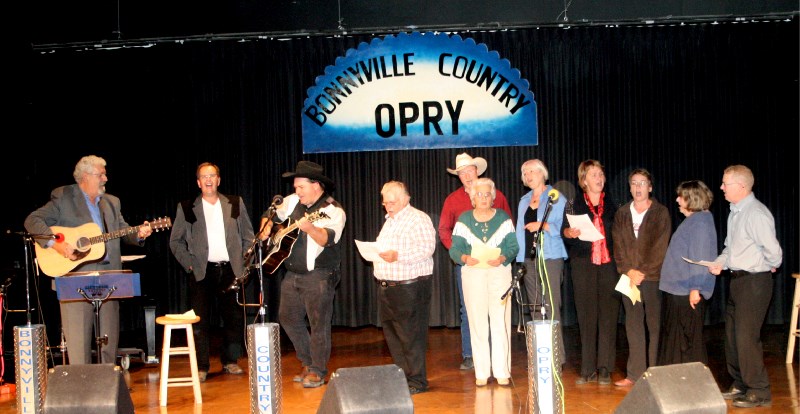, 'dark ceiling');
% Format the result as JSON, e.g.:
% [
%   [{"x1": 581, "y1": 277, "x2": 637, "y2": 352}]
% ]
[{"x1": 22, "y1": 0, "x2": 799, "y2": 46}]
